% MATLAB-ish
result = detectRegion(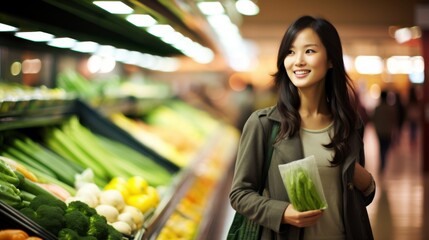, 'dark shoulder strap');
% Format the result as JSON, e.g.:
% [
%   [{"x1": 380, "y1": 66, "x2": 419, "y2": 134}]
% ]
[{"x1": 259, "y1": 122, "x2": 279, "y2": 194}]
